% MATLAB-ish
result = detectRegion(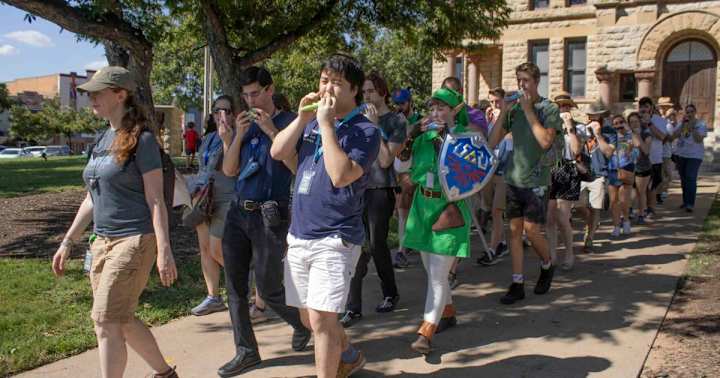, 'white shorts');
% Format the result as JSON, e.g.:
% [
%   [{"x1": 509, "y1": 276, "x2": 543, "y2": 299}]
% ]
[
  {"x1": 284, "y1": 234, "x2": 362, "y2": 313},
  {"x1": 578, "y1": 177, "x2": 606, "y2": 210}
]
